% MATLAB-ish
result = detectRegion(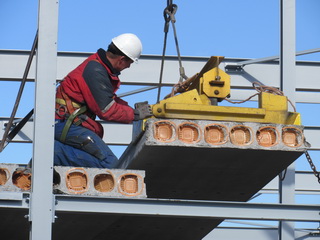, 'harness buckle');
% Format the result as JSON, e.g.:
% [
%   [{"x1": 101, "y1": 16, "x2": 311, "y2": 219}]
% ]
[{"x1": 56, "y1": 104, "x2": 67, "y2": 118}]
